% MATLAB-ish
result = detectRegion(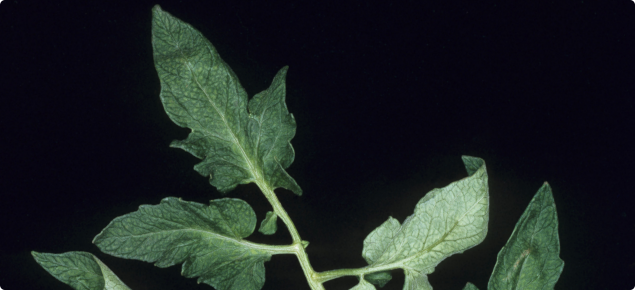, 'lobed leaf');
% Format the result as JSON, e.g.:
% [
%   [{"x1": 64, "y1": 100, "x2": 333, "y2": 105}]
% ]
[
  {"x1": 487, "y1": 182, "x2": 564, "y2": 290},
  {"x1": 32, "y1": 251, "x2": 131, "y2": 290},
  {"x1": 93, "y1": 197, "x2": 272, "y2": 290},
  {"x1": 151, "y1": 5, "x2": 301, "y2": 195},
  {"x1": 362, "y1": 156, "x2": 489, "y2": 290}
]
